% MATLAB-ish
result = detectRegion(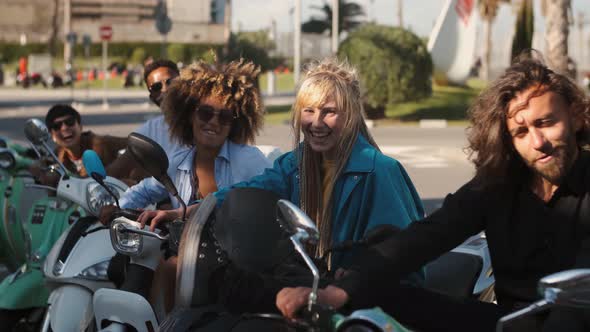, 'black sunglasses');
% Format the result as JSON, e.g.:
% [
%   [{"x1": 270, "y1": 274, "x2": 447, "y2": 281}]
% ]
[
  {"x1": 149, "y1": 77, "x2": 174, "y2": 93},
  {"x1": 50, "y1": 117, "x2": 77, "y2": 131},
  {"x1": 196, "y1": 105, "x2": 237, "y2": 125}
]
